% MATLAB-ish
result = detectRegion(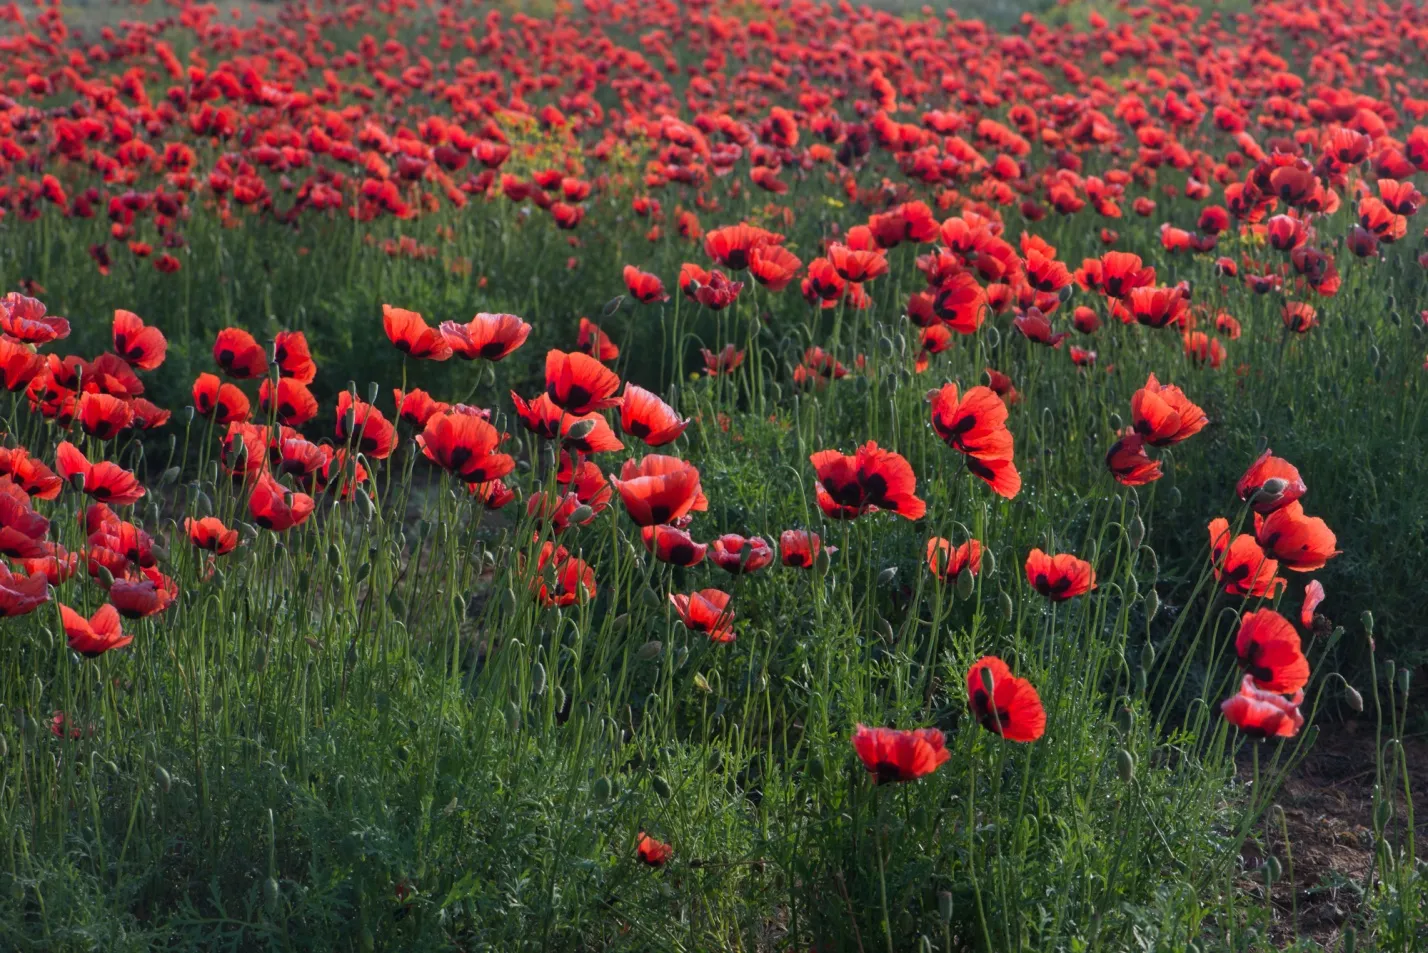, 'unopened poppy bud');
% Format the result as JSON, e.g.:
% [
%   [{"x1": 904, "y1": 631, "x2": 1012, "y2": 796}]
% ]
[
  {"x1": 980, "y1": 664, "x2": 997, "y2": 699},
  {"x1": 875, "y1": 616, "x2": 895, "y2": 643},
  {"x1": 878, "y1": 334, "x2": 896, "y2": 355},
  {"x1": 340, "y1": 406, "x2": 356, "y2": 436},
  {"x1": 877, "y1": 566, "x2": 897, "y2": 586},
  {"x1": 1127, "y1": 515, "x2": 1145, "y2": 550},
  {"x1": 569, "y1": 504, "x2": 595, "y2": 524},
  {"x1": 1264, "y1": 856, "x2": 1282, "y2": 883},
  {"x1": 366, "y1": 381, "x2": 380, "y2": 405},
  {"x1": 1140, "y1": 642, "x2": 1155, "y2": 671},
  {"x1": 1115, "y1": 705, "x2": 1135, "y2": 734},
  {"x1": 0, "y1": 735, "x2": 7, "y2": 758},
  {"x1": 68, "y1": 471, "x2": 87, "y2": 492},
  {"x1": 160, "y1": 466, "x2": 181, "y2": 486},
  {"x1": 155, "y1": 765, "x2": 172, "y2": 793},
  {"x1": 814, "y1": 547, "x2": 831, "y2": 573},
  {"x1": 1168, "y1": 487, "x2": 1181, "y2": 507},
  {"x1": 531, "y1": 662, "x2": 547, "y2": 696},
  {"x1": 253, "y1": 645, "x2": 268, "y2": 671},
  {"x1": 591, "y1": 775, "x2": 613, "y2": 802},
  {"x1": 637, "y1": 640, "x2": 662, "y2": 661},
  {"x1": 504, "y1": 700, "x2": 521, "y2": 732},
  {"x1": 938, "y1": 891, "x2": 954, "y2": 926},
  {"x1": 603, "y1": 294, "x2": 625, "y2": 316},
  {"x1": 1126, "y1": 574, "x2": 1139, "y2": 601},
  {"x1": 611, "y1": 613, "x2": 629, "y2": 631},
  {"x1": 955, "y1": 567, "x2": 975, "y2": 599},
  {"x1": 1116, "y1": 748, "x2": 1135, "y2": 783},
  {"x1": 1145, "y1": 589, "x2": 1160, "y2": 623},
  {"x1": 807, "y1": 756, "x2": 824, "y2": 781},
  {"x1": 1108, "y1": 411, "x2": 1123, "y2": 431},
  {"x1": 263, "y1": 876, "x2": 281, "y2": 914},
  {"x1": 639, "y1": 585, "x2": 661, "y2": 608},
  {"x1": 96, "y1": 564, "x2": 115, "y2": 589},
  {"x1": 693, "y1": 673, "x2": 711, "y2": 693},
  {"x1": 1000, "y1": 590, "x2": 1014, "y2": 619},
  {"x1": 1397, "y1": 667, "x2": 1410, "y2": 696},
  {"x1": 499, "y1": 587, "x2": 517, "y2": 616},
  {"x1": 564, "y1": 418, "x2": 598, "y2": 441},
  {"x1": 1135, "y1": 667, "x2": 1147, "y2": 695},
  {"x1": 651, "y1": 775, "x2": 673, "y2": 799},
  {"x1": 1058, "y1": 283, "x2": 1074, "y2": 302},
  {"x1": 1345, "y1": 684, "x2": 1363, "y2": 711}
]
